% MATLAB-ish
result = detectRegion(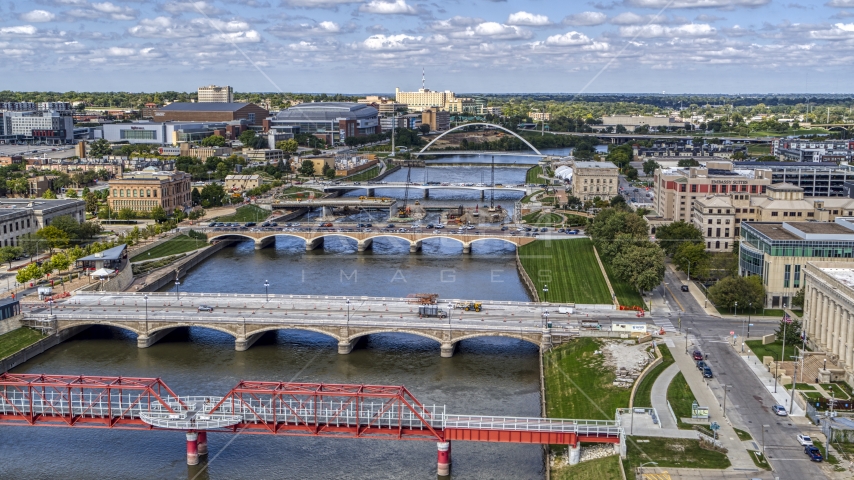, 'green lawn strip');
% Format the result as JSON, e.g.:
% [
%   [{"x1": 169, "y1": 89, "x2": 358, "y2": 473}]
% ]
[
  {"x1": 802, "y1": 391, "x2": 823, "y2": 400},
  {"x1": 518, "y1": 239, "x2": 612, "y2": 305},
  {"x1": 633, "y1": 345, "x2": 674, "y2": 408},
  {"x1": 820, "y1": 384, "x2": 851, "y2": 400},
  {"x1": 345, "y1": 166, "x2": 380, "y2": 182},
  {"x1": 601, "y1": 260, "x2": 646, "y2": 309},
  {"x1": 0, "y1": 328, "x2": 46, "y2": 359},
  {"x1": 795, "y1": 384, "x2": 816, "y2": 391},
  {"x1": 552, "y1": 454, "x2": 622, "y2": 480},
  {"x1": 622, "y1": 436, "x2": 731, "y2": 480},
  {"x1": 130, "y1": 235, "x2": 207, "y2": 262},
  {"x1": 813, "y1": 440, "x2": 841, "y2": 465},
  {"x1": 522, "y1": 212, "x2": 563, "y2": 226},
  {"x1": 213, "y1": 205, "x2": 269, "y2": 223},
  {"x1": 667, "y1": 372, "x2": 698, "y2": 429},
  {"x1": 733, "y1": 428, "x2": 752, "y2": 441},
  {"x1": 526, "y1": 165, "x2": 543, "y2": 184},
  {"x1": 544, "y1": 338, "x2": 631, "y2": 419},
  {"x1": 748, "y1": 449, "x2": 772, "y2": 470},
  {"x1": 745, "y1": 340, "x2": 800, "y2": 362}
]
